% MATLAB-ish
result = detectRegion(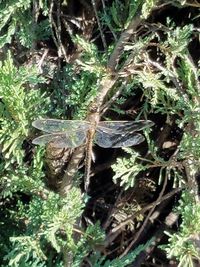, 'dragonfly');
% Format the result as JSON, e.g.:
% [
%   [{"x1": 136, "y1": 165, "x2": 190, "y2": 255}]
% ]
[{"x1": 32, "y1": 115, "x2": 154, "y2": 190}]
